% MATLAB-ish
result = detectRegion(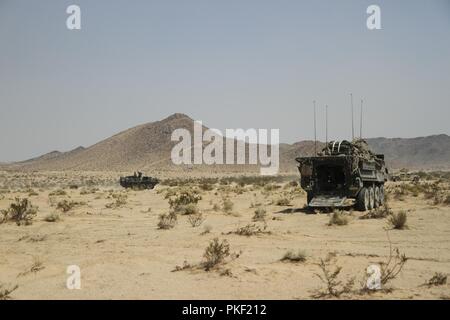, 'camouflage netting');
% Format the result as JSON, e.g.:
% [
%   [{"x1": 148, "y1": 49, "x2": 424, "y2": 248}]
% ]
[{"x1": 321, "y1": 139, "x2": 382, "y2": 172}]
